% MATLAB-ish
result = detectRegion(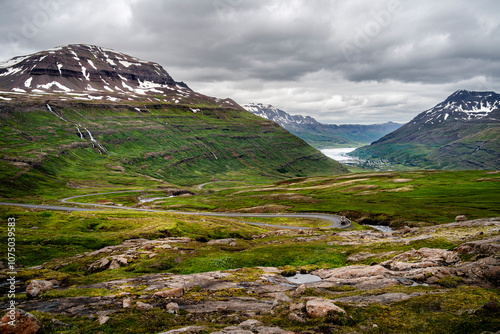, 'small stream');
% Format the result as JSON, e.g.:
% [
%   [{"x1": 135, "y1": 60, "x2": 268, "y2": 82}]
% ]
[
  {"x1": 139, "y1": 196, "x2": 175, "y2": 203},
  {"x1": 367, "y1": 224, "x2": 394, "y2": 232}
]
